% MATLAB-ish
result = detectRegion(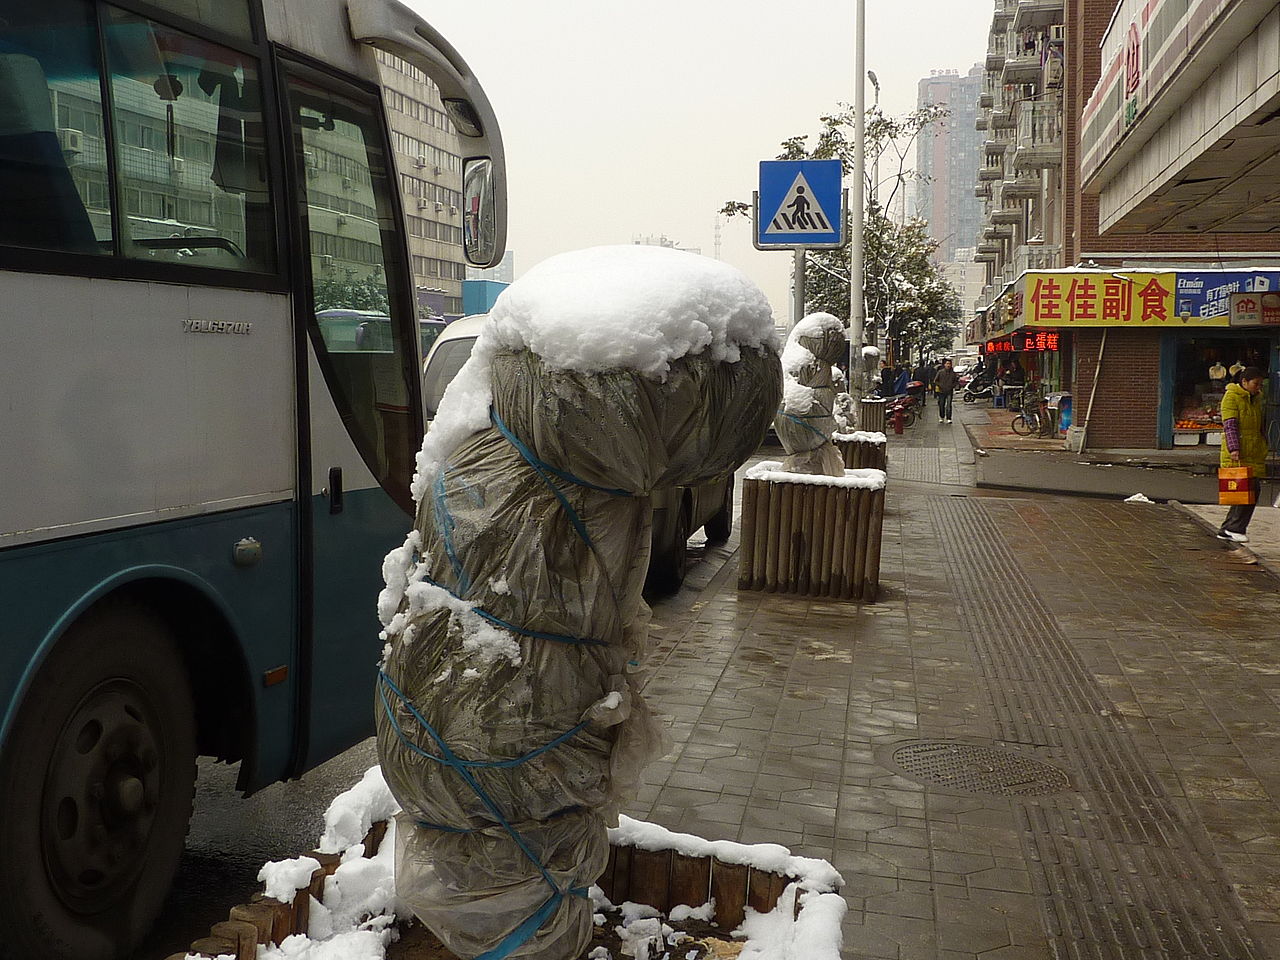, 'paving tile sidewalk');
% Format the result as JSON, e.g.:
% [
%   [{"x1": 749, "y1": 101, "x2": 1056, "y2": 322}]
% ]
[{"x1": 628, "y1": 454, "x2": 1280, "y2": 958}]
